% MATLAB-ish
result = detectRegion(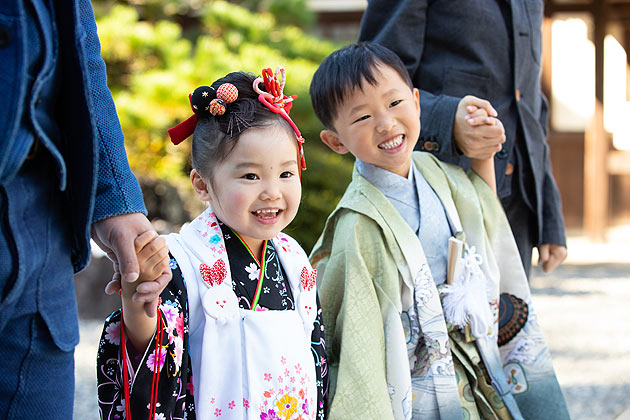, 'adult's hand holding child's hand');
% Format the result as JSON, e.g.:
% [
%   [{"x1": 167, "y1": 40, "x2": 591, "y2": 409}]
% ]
[
  {"x1": 453, "y1": 95, "x2": 506, "y2": 160},
  {"x1": 92, "y1": 213, "x2": 172, "y2": 317}
]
